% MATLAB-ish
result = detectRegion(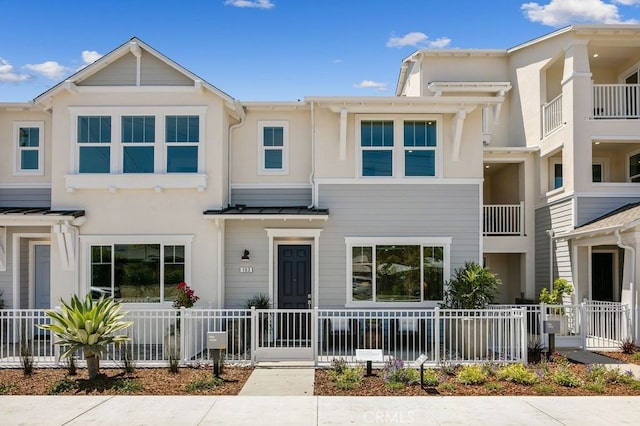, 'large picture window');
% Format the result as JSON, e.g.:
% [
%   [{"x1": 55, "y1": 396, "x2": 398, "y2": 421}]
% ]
[
  {"x1": 88, "y1": 240, "x2": 189, "y2": 303},
  {"x1": 347, "y1": 237, "x2": 450, "y2": 305}
]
